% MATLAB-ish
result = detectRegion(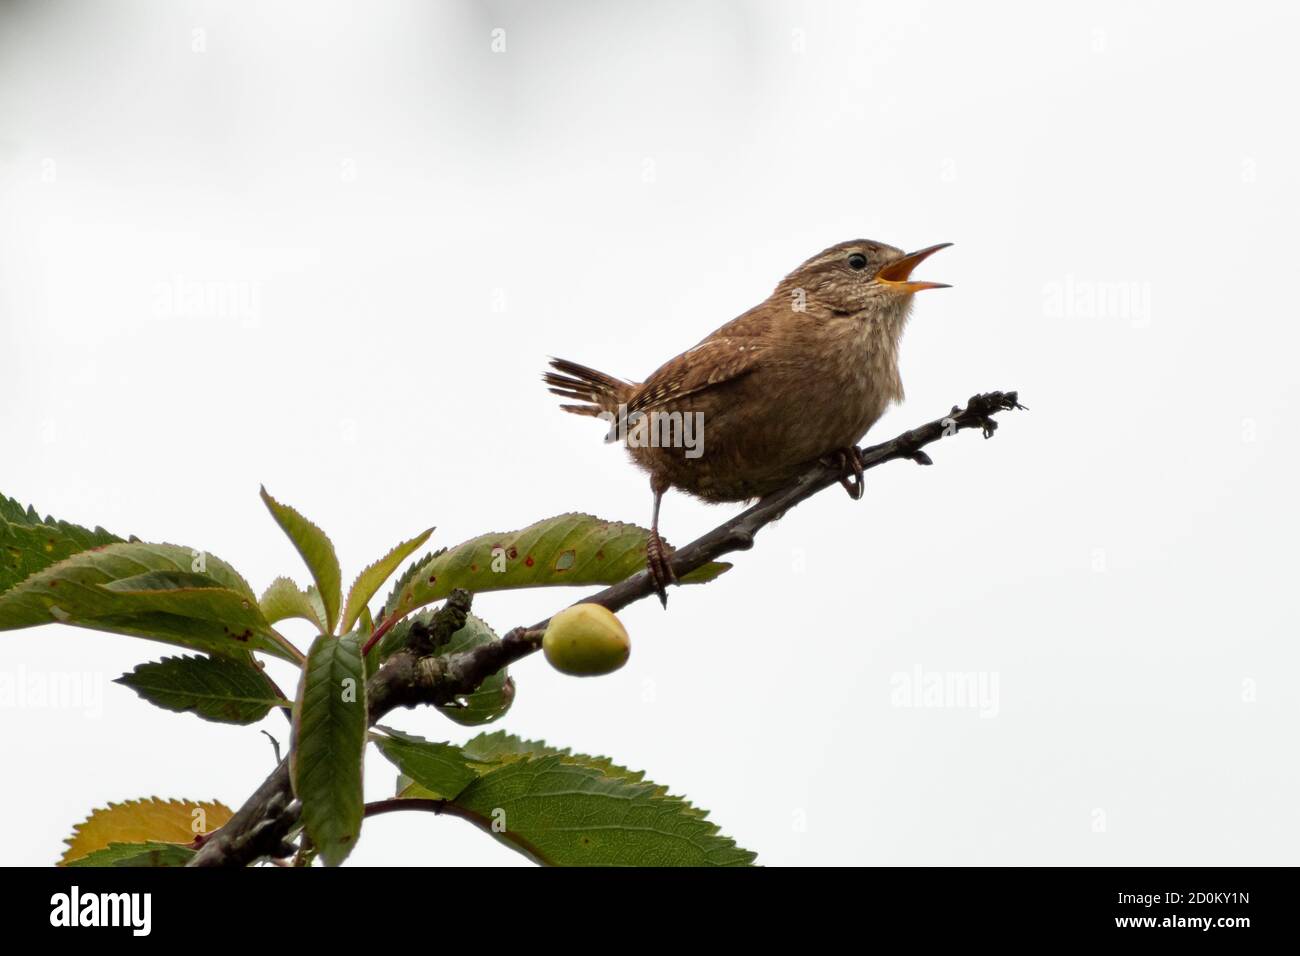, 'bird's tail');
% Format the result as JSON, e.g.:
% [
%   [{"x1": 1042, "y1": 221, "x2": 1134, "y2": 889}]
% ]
[{"x1": 543, "y1": 357, "x2": 632, "y2": 419}]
